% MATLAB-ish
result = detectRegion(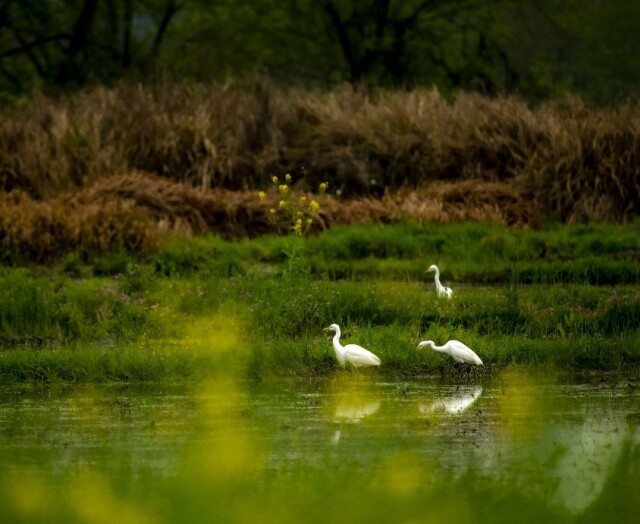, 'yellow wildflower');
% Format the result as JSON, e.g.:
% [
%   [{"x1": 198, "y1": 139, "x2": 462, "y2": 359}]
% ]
[
  {"x1": 309, "y1": 200, "x2": 320, "y2": 212},
  {"x1": 278, "y1": 184, "x2": 289, "y2": 194},
  {"x1": 306, "y1": 218, "x2": 313, "y2": 226},
  {"x1": 269, "y1": 208, "x2": 276, "y2": 215},
  {"x1": 293, "y1": 218, "x2": 302, "y2": 234},
  {"x1": 319, "y1": 182, "x2": 328, "y2": 193},
  {"x1": 272, "y1": 176, "x2": 279, "y2": 184},
  {"x1": 258, "y1": 191, "x2": 266, "y2": 200},
  {"x1": 279, "y1": 200, "x2": 286, "y2": 208},
  {"x1": 285, "y1": 173, "x2": 292, "y2": 182},
  {"x1": 300, "y1": 195, "x2": 307, "y2": 202}
]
